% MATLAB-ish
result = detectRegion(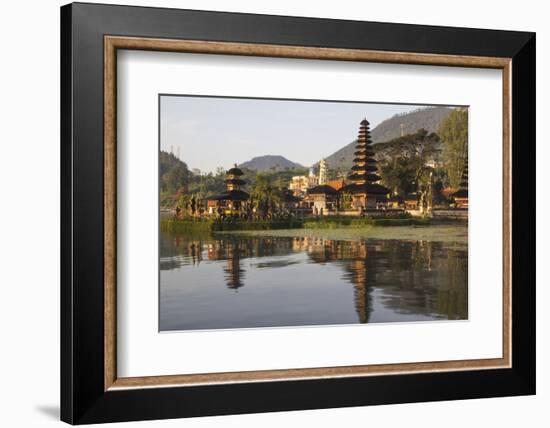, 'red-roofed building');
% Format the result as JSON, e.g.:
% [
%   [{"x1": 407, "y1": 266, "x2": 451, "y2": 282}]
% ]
[{"x1": 327, "y1": 177, "x2": 345, "y2": 191}]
